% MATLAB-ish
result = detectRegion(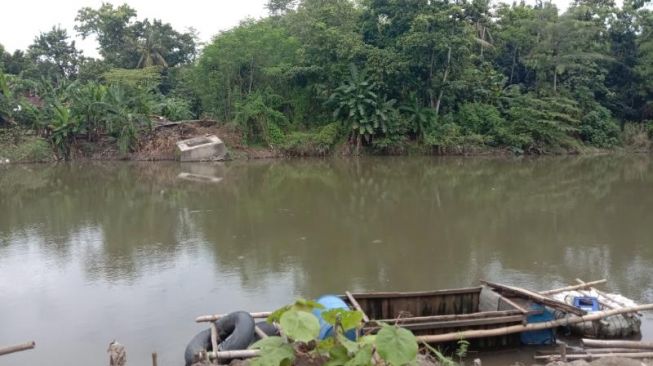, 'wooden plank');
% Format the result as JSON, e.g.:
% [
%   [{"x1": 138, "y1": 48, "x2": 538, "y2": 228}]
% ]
[
  {"x1": 346, "y1": 291, "x2": 371, "y2": 323},
  {"x1": 540, "y1": 279, "x2": 607, "y2": 295},
  {"x1": 0, "y1": 341, "x2": 35, "y2": 356},
  {"x1": 481, "y1": 280, "x2": 585, "y2": 316},
  {"x1": 582, "y1": 339, "x2": 653, "y2": 350},
  {"x1": 416, "y1": 303, "x2": 653, "y2": 344},
  {"x1": 495, "y1": 293, "x2": 529, "y2": 314},
  {"x1": 351, "y1": 287, "x2": 483, "y2": 299}
]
